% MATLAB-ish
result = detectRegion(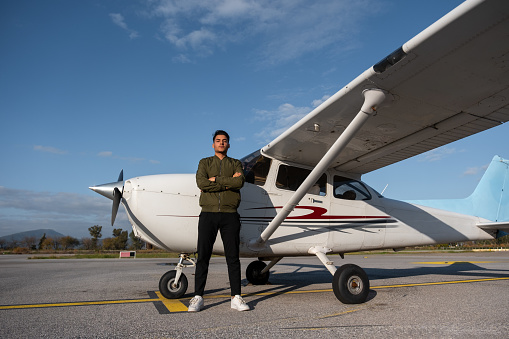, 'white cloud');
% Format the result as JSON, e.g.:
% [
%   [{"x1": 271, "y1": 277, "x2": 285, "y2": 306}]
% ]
[
  {"x1": 96, "y1": 151, "x2": 145, "y2": 163},
  {"x1": 462, "y1": 163, "x2": 489, "y2": 176},
  {"x1": 98, "y1": 151, "x2": 113, "y2": 157},
  {"x1": 34, "y1": 145, "x2": 67, "y2": 155},
  {"x1": 312, "y1": 95, "x2": 331, "y2": 108},
  {"x1": 0, "y1": 187, "x2": 106, "y2": 217},
  {"x1": 146, "y1": 0, "x2": 380, "y2": 64},
  {"x1": 254, "y1": 101, "x2": 314, "y2": 142},
  {"x1": 172, "y1": 54, "x2": 192, "y2": 63},
  {"x1": 0, "y1": 187, "x2": 130, "y2": 238},
  {"x1": 110, "y1": 13, "x2": 128, "y2": 29},
  {"x1": 109, "y1": 13, "x2": 140, "y2": 39},
  {"x1": 463, "y1": 167, "x2": 478, "y2": 175},
  {"x1": 253, "y1": 94, "x2": 332, "y2": 143},
  {"x1": 418, "y1": 147, "x2": 457, "y2": 162}
]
